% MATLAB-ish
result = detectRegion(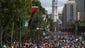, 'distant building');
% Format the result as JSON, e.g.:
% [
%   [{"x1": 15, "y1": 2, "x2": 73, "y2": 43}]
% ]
[
  {"x1": 76, "y1": 0, "x2": 85, "y2": 32},
  {"x1": 62, "y1": 4, "x2": 67, "y2": 30},
  {"x1": 62, "y1": 0, "x2": 76, "y2": 31},
  {"x1": 66, "y1": 0, "x2": 76, "y2": 22},
  {"x1": 52, "y1": 0, "x2": 58, "y2": 32},
  {"x1": 52, "y1": 0, "x2": 58, "y2": 22},
  {"x1": 58, "y1": 14, "x2": 62, "y2": 20},
  {"x1": 76, "y1": 0, "x2": 85, "y2": 22}
]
